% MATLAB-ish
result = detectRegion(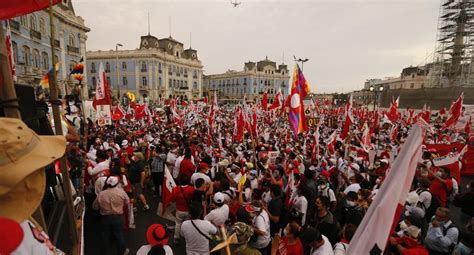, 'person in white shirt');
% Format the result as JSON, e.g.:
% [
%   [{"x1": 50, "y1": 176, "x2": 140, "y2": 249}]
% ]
[
  {"x1": 293, "y1": 185, "x2": 308, "y2": 226},
  {"x1": 302, "y1": 227, "x2": 334, "y2": 255},
  {"x1": 191, "y1": 163, "x2": 212, "y2": 185},
  {"x1": 166, "y1": 145, "x2": 178, "y2": 177},
  {"x1": 204, "y1": 192, "x2": 229, "y2": 226},
  {"x1": 343, "y1": 175, "x2": 361, "y2": 194},
  {"x1": 137, "y1": 223, "x2": 173, "y2": 255},
  {"x1": 181, "y1": 201, "x2": 218, "y2": 255},
  {"x1": 87, "y1": 151, "x2": 110, "y2": 179},
  {"x1": 416, "y1": 177, "x2": 432, "y2": 214},
  {"x1": 249, "y1": 201, "x2": 271, "y2": 254}
]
